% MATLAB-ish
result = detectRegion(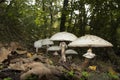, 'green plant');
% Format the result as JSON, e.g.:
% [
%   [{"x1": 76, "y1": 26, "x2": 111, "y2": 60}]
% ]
[
  {"x1": 25, "y1": 74, "x2": 39, "y2": 80},
  {"x1": 79, "y1": 71, "x2": 89, "y2": 80},
  {"x1": 82, "y1": 71, "x2": 89, "y2": 77},
  {"x1": 88, "y1": 72, "x2": 111, "y2": 80},
  {"x1": 67, "y1": 70, "x2": 74, "y2": 76},
  {"x1": 108, "y1": 72, "x2": 119, "y2": 80},
  {"x1": 3, "y1": 77, "x2": 12, "y2": 80}
]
